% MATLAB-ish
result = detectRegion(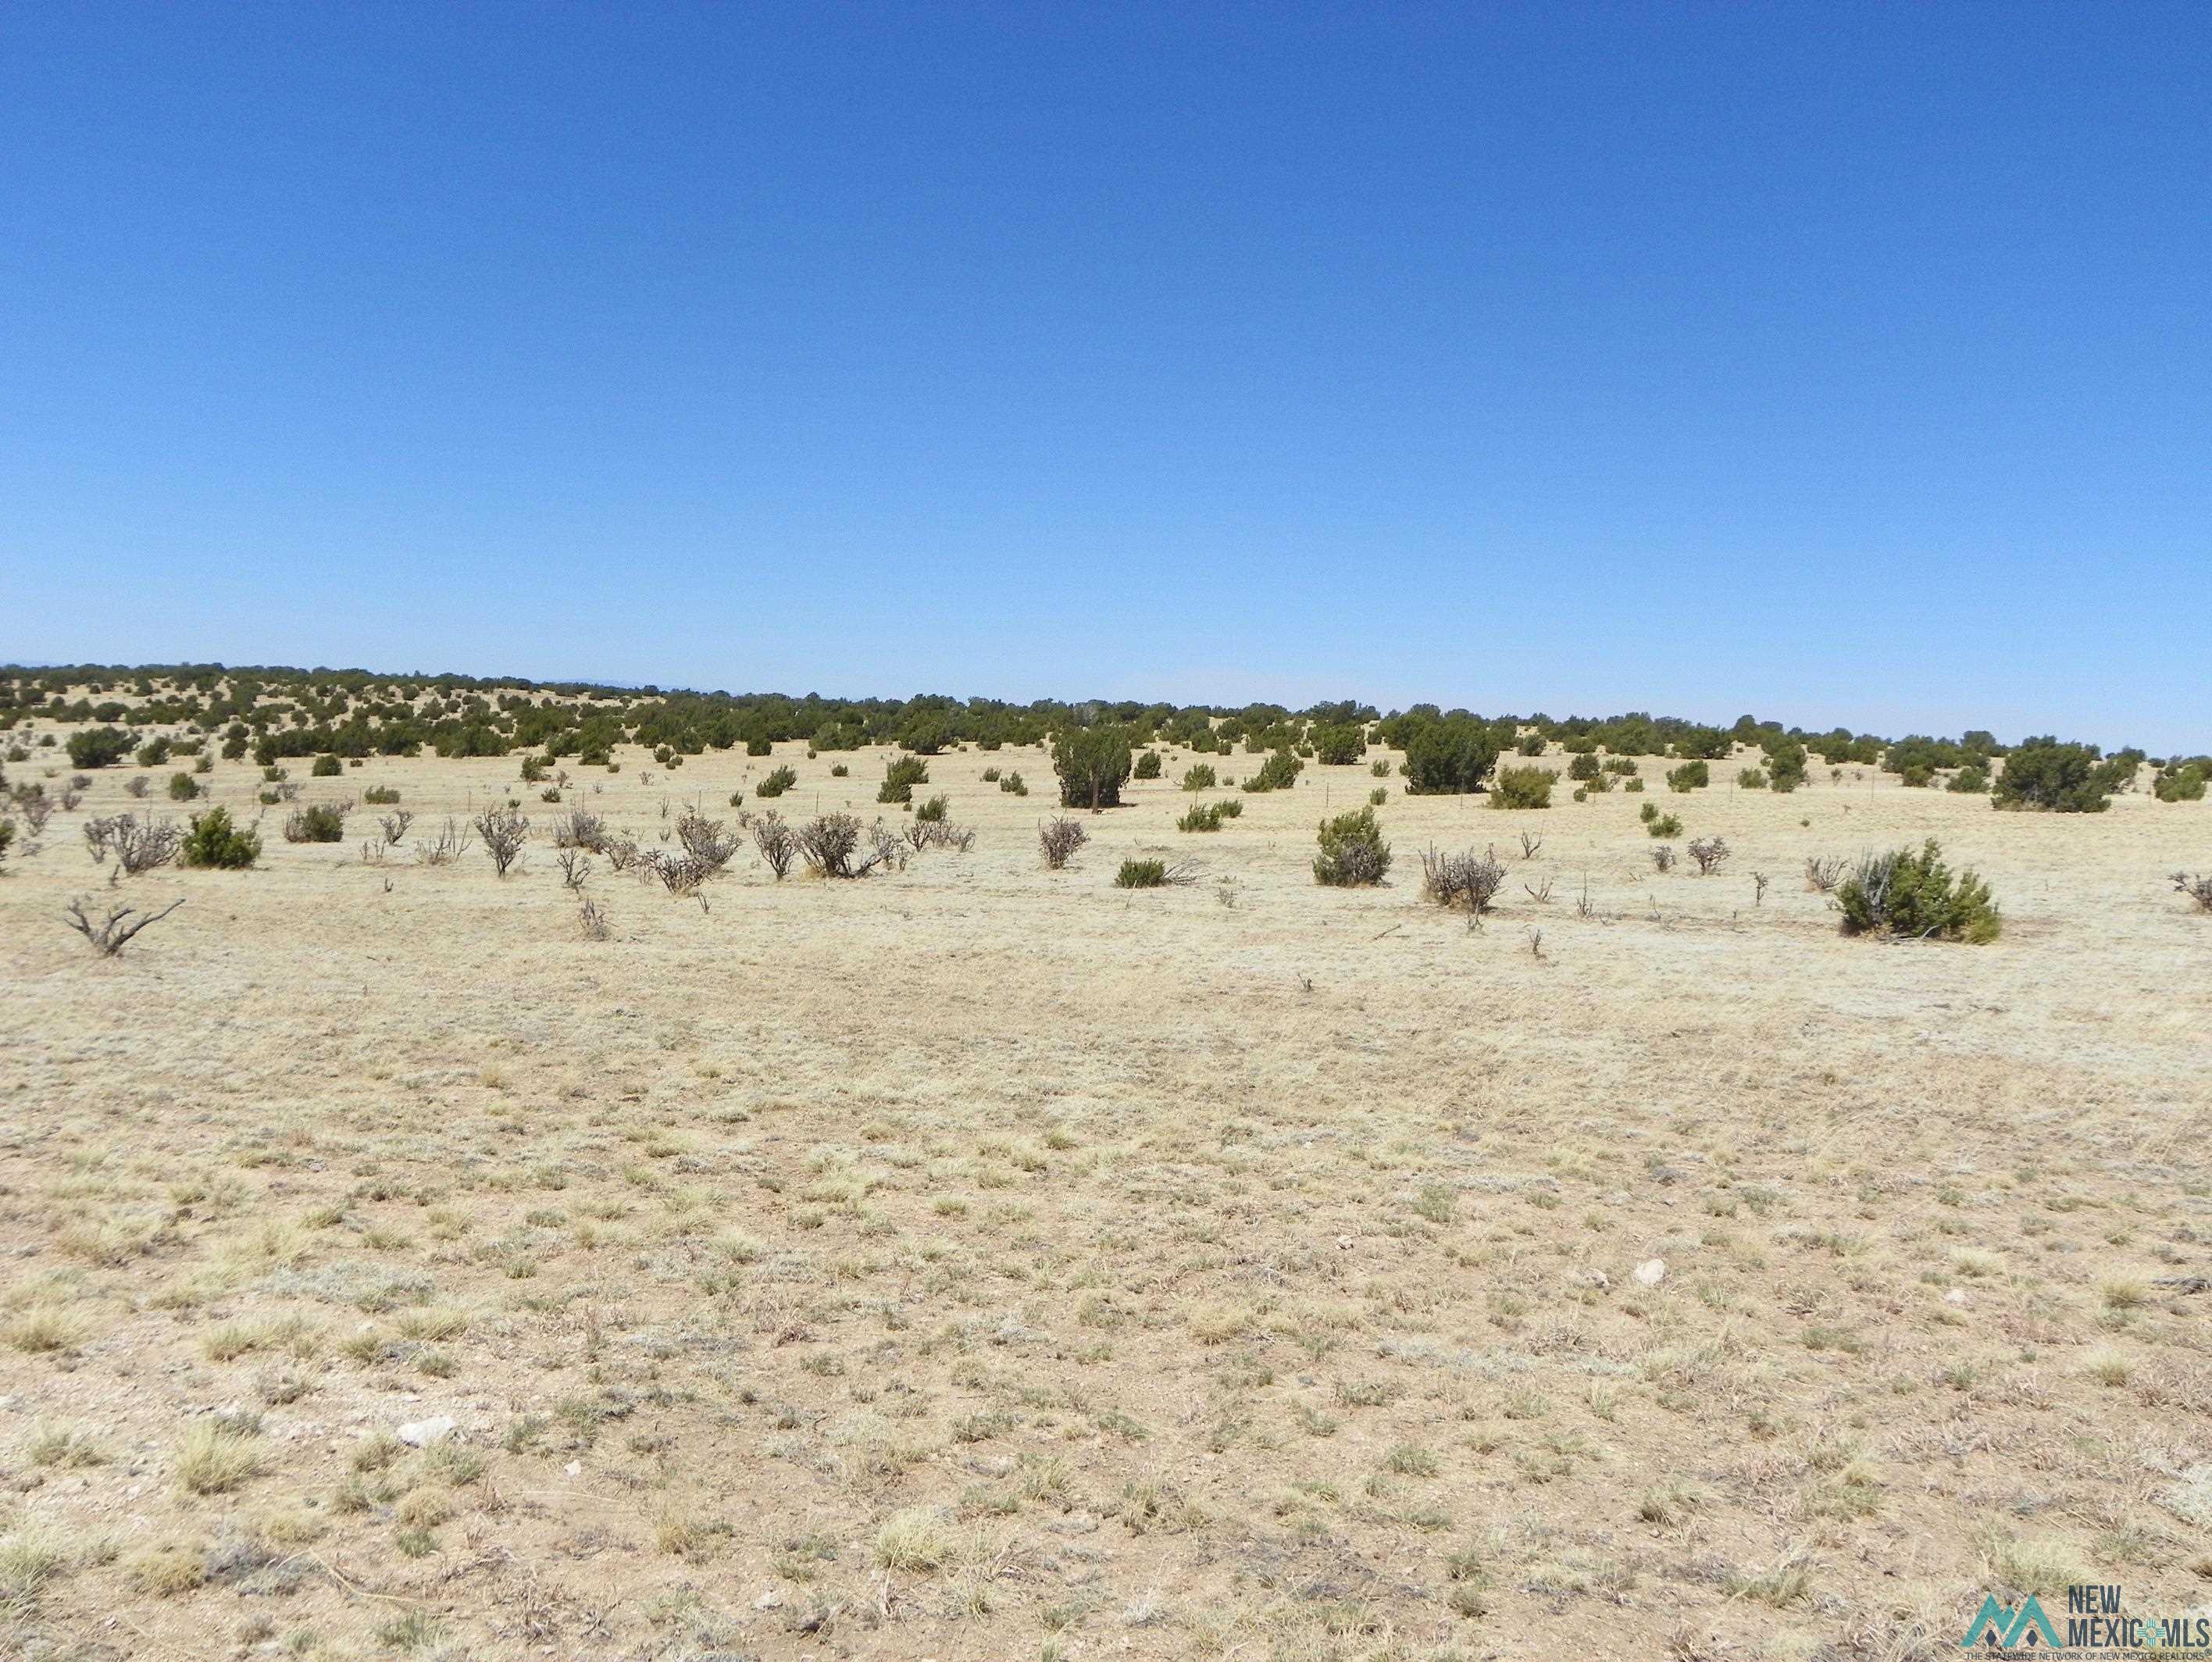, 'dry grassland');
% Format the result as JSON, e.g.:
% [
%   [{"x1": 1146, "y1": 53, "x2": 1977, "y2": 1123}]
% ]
[{"x1": 2, "y1": 733, "x2": 2209, "y2": 1660}]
